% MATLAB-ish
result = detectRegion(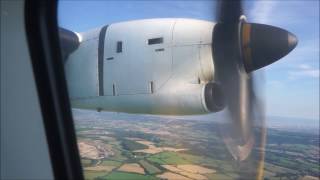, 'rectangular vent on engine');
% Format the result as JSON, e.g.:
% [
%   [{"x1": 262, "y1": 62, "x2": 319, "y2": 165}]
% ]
[
  {"x1": 148, "y1": 37, "x2": 163, "y2": 45},
  {"x1": 150, "y1": 81, "x2": 154, "y2": 94},
  {"x1": 116, "y1": 41, "x2": 122, "y2": 53},
  {"x1": 155, "y1": 48, "x2": 164, "y2": 52},
  {"x1": 112, "y1": 84, "x2": 116, "y2": 96}
]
